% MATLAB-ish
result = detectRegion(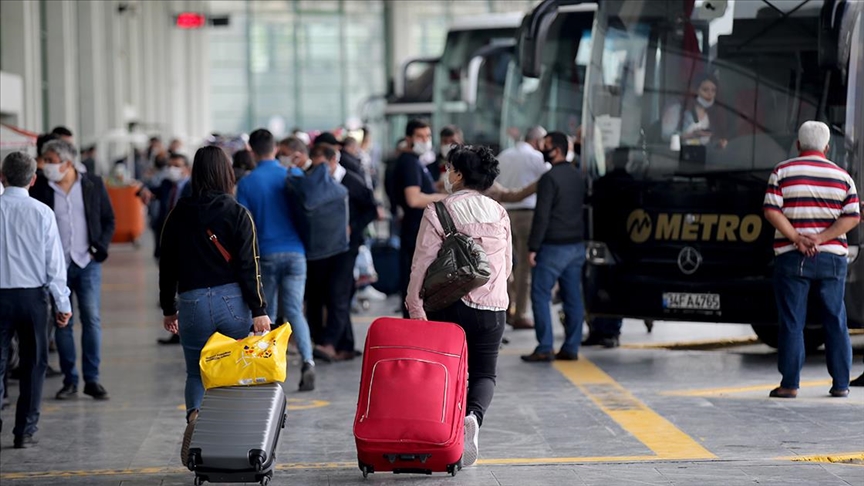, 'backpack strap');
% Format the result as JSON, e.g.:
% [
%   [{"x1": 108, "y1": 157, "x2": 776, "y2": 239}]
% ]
[{"x1": 433, "y1": 201, "x2": 457, "y2": 236}]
